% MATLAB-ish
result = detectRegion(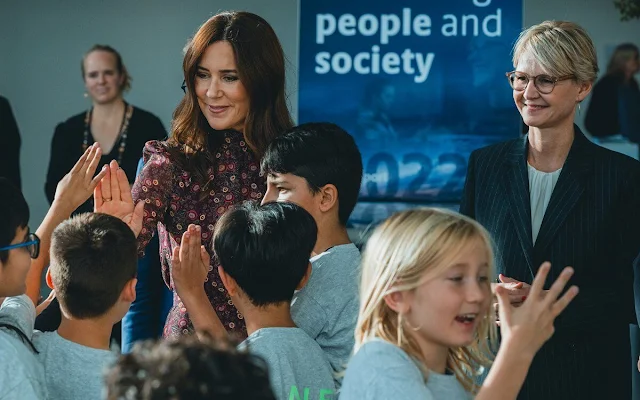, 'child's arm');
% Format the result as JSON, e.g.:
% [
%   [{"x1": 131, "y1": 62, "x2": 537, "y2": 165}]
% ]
[
  {"x1": 171, "y1": 224, "x2": 227, "y2": 340},
  {"x1": 25, "y1": 144, "x2": 106, "y2": 306},
  {"x1": 475, "y1": 262, "x2": 579, "y2": 400}
]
